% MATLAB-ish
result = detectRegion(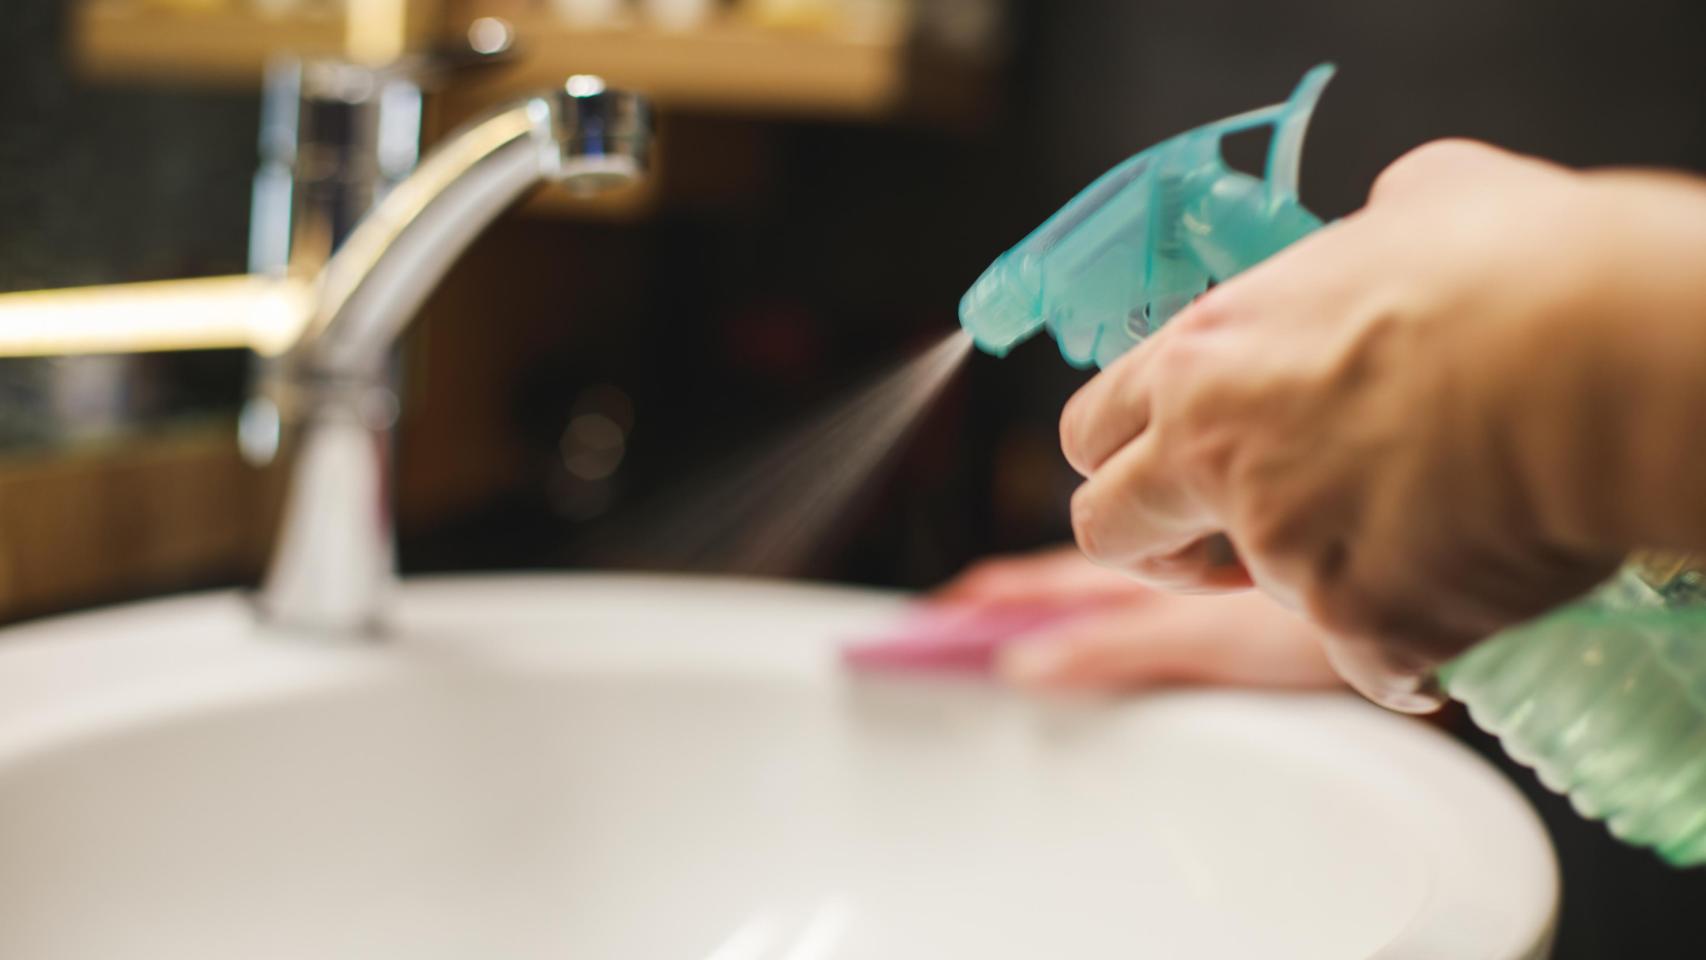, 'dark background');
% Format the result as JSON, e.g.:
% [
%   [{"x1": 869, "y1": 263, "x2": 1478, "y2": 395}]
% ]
[{"x1": 6, "y1": 0, "x2": 1706, "y2": 954}]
